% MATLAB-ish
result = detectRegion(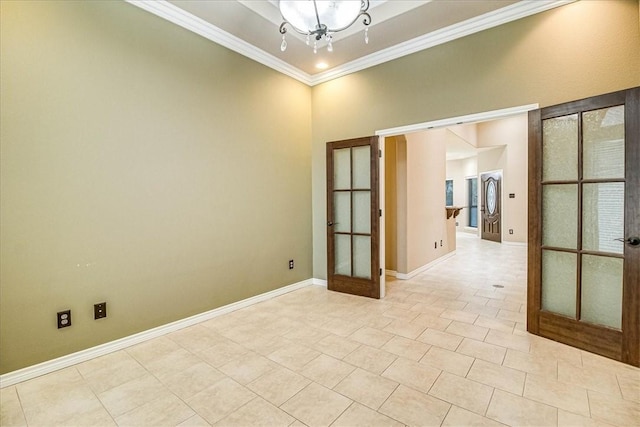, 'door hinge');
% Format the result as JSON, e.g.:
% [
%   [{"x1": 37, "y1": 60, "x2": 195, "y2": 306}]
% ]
[
  {"x1": 379, "y1": 149, "x2": 382, "y2": 158},
  {"x1": 380, "y1": 268, "x2": 383, "y2": 276},
  {"x1": 379, "y1": 209, "x2": 382, "y2": 217}
]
